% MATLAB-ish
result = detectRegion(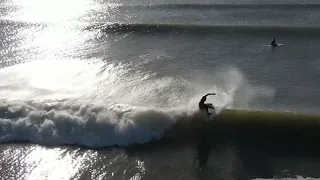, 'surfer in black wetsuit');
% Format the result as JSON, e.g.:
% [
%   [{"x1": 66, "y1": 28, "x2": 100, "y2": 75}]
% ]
[
  {"x1": 199, "y1": 93, "x2": 215, "y2": 115},
  {"x1": 271, "y1": 37, "x2": 278, "y2": 47}
]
